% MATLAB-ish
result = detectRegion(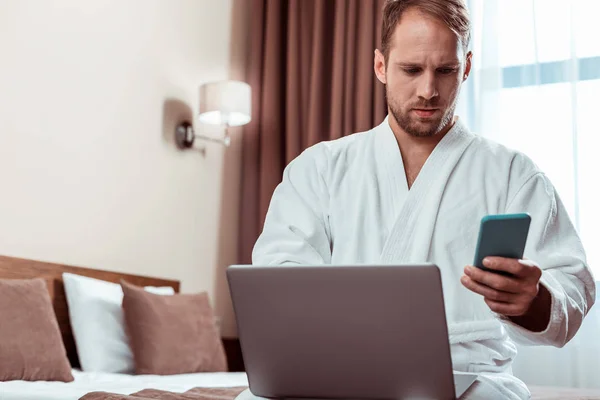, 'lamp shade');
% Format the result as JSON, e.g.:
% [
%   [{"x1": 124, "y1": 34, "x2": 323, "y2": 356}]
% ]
[{"x1": 197, "y1": 80, "x2": 251, "y2": 127}]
